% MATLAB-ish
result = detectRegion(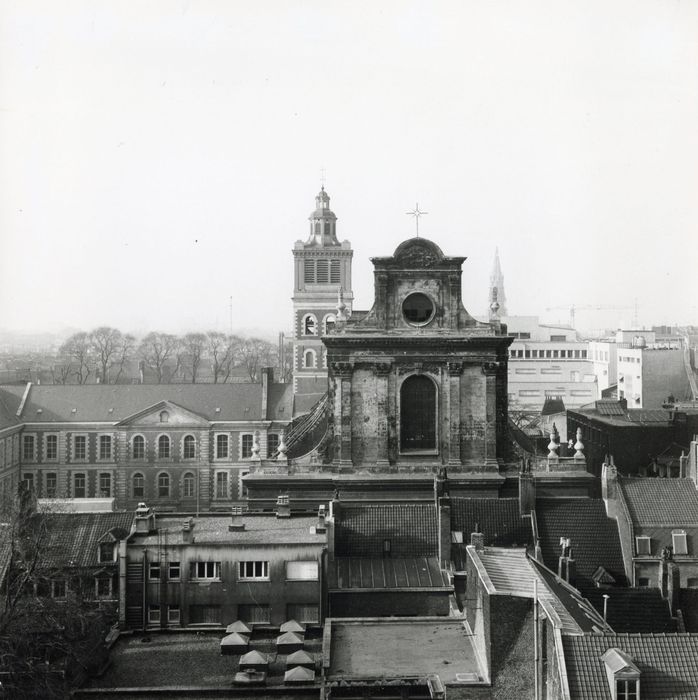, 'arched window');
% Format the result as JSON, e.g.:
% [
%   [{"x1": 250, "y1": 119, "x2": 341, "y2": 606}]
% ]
[
  {"x1": 132, "y1": 435, "x2": 145, "y2": 460},
  {"x1": 323, "y1": 314, "x2": 336, "y2": 335},
  {"x1": 182, "y1": 472, "x2": 195, "y2": 498},
  {"x1": 303, "y1": 314, "x2": 317, "y2": 336},
  {"x1": 304, "y1": 350, "x2": 316, "y2": 369},
  {"x1": 158, "y1": 435, "x2": 171, "y2": 459},
  {"x1": 158, "y1": 472, "x2": 170, "y2": 498},
  {"x1": 159, "y1": 411, "x2": 169, "y2": 423},
  {"x1": 183, "y1": 435, "x2": 196, "y2": 460},
  {"x1": 400, "y1": 375, "x2": 437, "y2": 452},
  {"x1": 132, "y1": 473, "x2": 145, "y2": 499}
]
